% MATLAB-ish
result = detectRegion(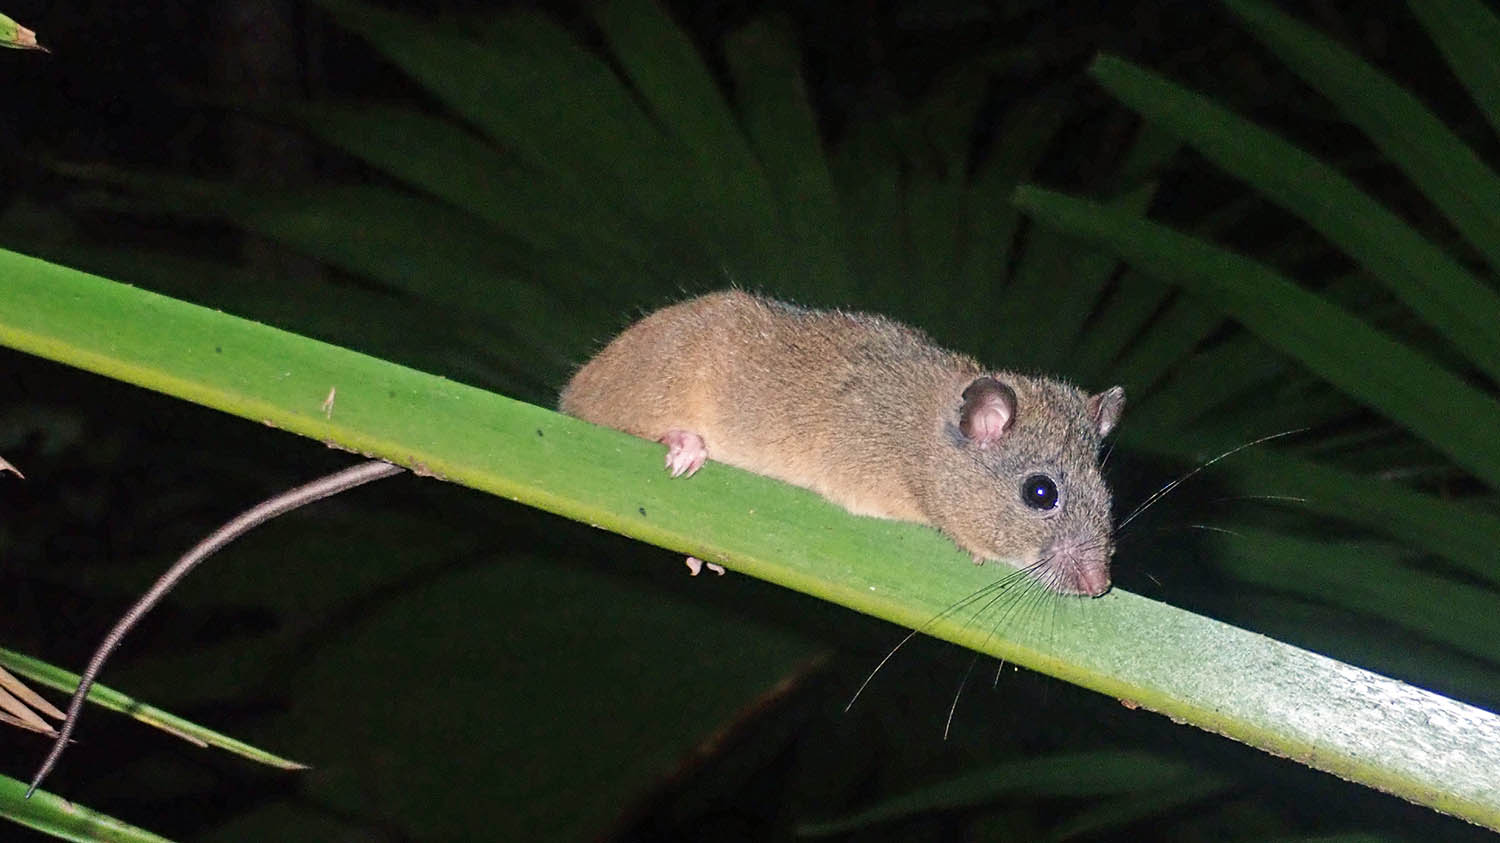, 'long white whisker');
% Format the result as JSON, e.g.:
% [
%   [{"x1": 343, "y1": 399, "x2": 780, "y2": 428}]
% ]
[
  {"x1": 944, "y1": 654, "x2": 982, "y2": 741},
  {"x1": 845, "y1": 574, "x2": 1017, "y2": 712},
  {"x1": 1182, "y1": 524, "x2": 1245, "y2": 538},
  {"x1": 1118, "y1": 428, "x2": 1307, "y2": 533},
  {"x1": 1209, "y1": 494, "x2": 1309, "y2": 505}
]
